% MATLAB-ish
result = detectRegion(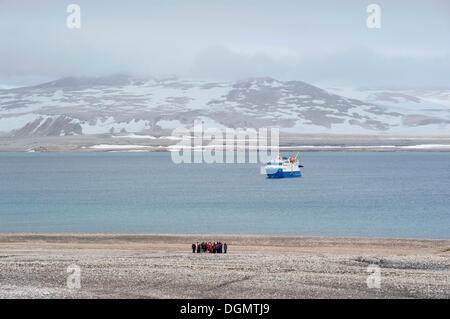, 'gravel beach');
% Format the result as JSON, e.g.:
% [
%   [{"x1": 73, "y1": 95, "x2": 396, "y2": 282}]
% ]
[{"x1": 0, "y1": 234, "x2": 448, "y2": 299}]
